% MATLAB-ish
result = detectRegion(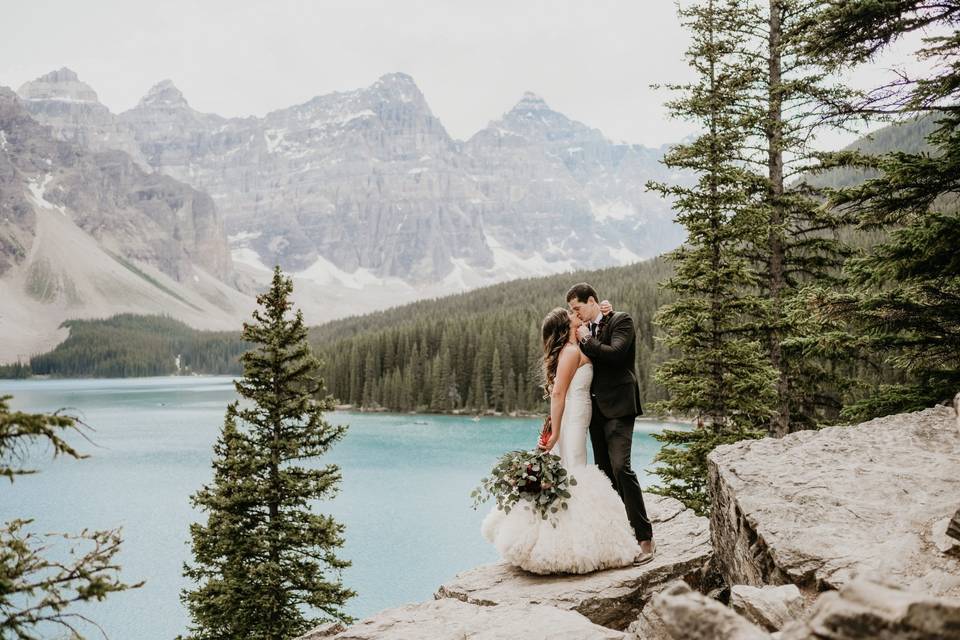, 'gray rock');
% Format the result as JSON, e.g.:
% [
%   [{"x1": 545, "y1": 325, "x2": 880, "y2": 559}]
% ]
[
  {"x1": 17, "y1": 68, "x2": 150, "y2": 169},
  {"x1": 627, "y1": 580, "x2": 772, "y2": 640},
  {"x1": 779, "y1": 577, "x2": 960, "y2": 640},
  {"x1": 730, "y1": 584, "x2": 804, "y2": 631},
  {"x1": 708, "y1": 405, "x2": 960, "y2": 599},
  {"x1": 0, "y1": 86, "x2": 232, "y2": 283},
  {"x1": 435, "y1": 494, "x2": 712, "y2": 631},
  {"x1": 328, "y1": 598, "x2": 626, "y2": 640},
  {"x1": 297, "y1": 621, "x2": 347, "y2": 638},
  {"x1": 953, "y1": 392, "x2": 959, "y2": 430}
]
